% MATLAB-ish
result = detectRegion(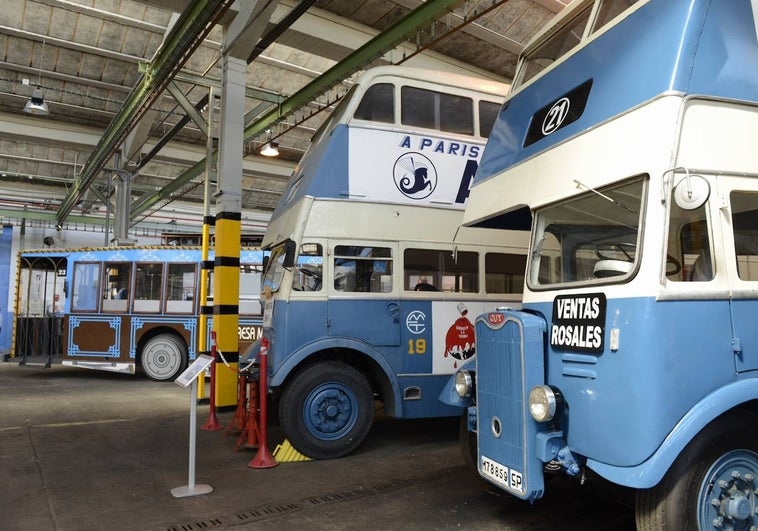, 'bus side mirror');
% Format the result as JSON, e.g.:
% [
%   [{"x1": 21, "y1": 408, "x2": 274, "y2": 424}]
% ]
[
  {"x1": 283, "y1": 240, "x2": 297, "y2": 268},
  {"x1": 674, "y1": 174, "x2": 710, "y2": 210},
  {"x1": 262, "y1": 255, "x2": 269, "y2": 274}
]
